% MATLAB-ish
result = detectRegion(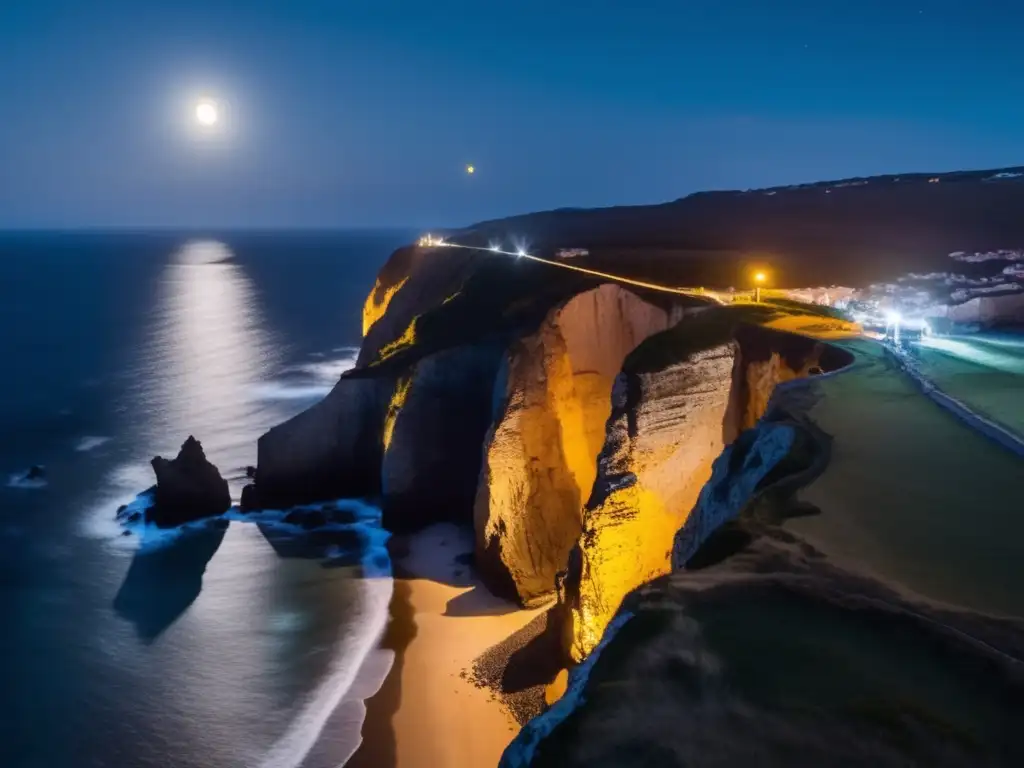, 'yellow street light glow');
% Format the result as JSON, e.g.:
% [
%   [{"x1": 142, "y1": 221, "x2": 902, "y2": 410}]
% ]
[{"x1": 754, "y1": 271, "x2": 767, "y2": 283}]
